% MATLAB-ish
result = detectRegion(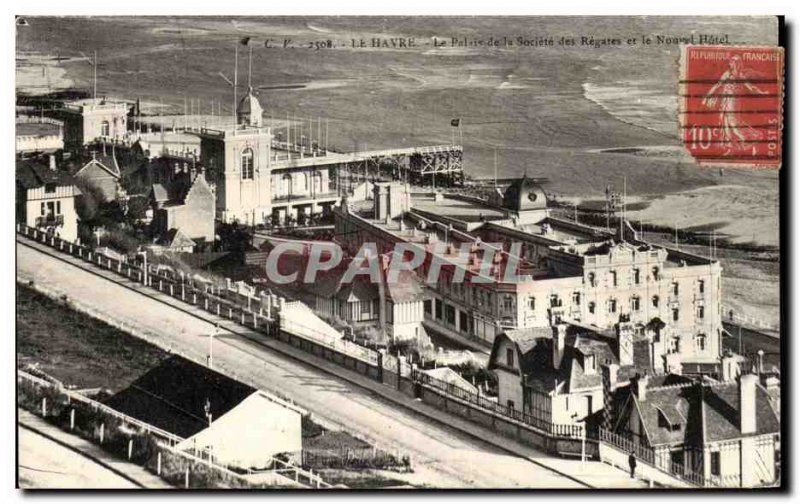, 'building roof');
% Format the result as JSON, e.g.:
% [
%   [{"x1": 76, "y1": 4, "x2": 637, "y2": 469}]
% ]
[
  {"x1": 385, "y1": 270, "x2": 428, "y2": 304},
  {"x1": 489, "y1": 323, "x2": 645, "y2": 395},
  {"x1": 160, "y1": 228, "x2": 197, "y2": 250},
  {"x1": 421, "y1": 367, "x2": 479, "y2": 395},
  {"x1": 315, "y1": 264, "x2": 427, "y2": 304},
  {"x1": 237, "y1": 87, "x2": 263, "y2": 124},
  {"x1": 630, "y1": 379, "x2": 781, "y2": 447},
  {"x1": 150, "y1": 170, "x2": 209, "y2": 206},
  {"x1": 73, "y1": 153, "x2": 121, "y2": 179},
  {"x1": 16, "y1": 159, "x2": 76, "y2": 190},
  {"x1": 104, "y1": 355, "x2": 257, "y2": 439},
  {"x1": 502, "y1": 174, "x2": 547, "y2": 213}
]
